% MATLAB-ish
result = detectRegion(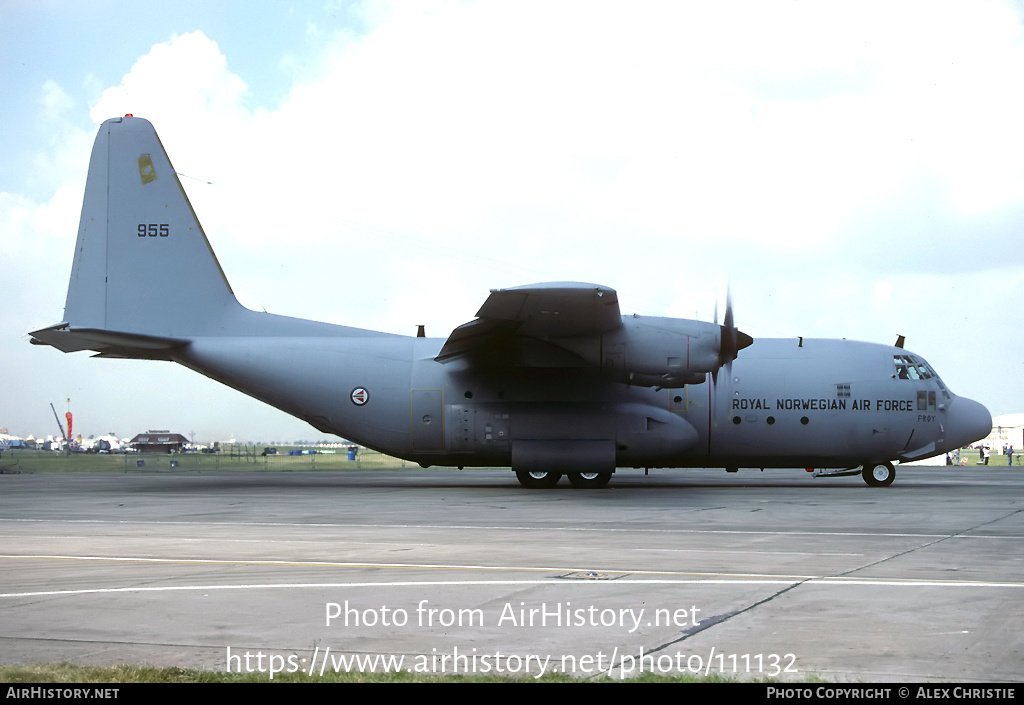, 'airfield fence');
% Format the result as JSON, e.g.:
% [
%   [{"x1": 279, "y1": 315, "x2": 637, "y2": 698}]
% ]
[
  {"x1": 0, "y1": 448, "x2": 411, "y2": 474},
  {"x1": 124, "y1": 447, "x2": 411, "y2": 473}
]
